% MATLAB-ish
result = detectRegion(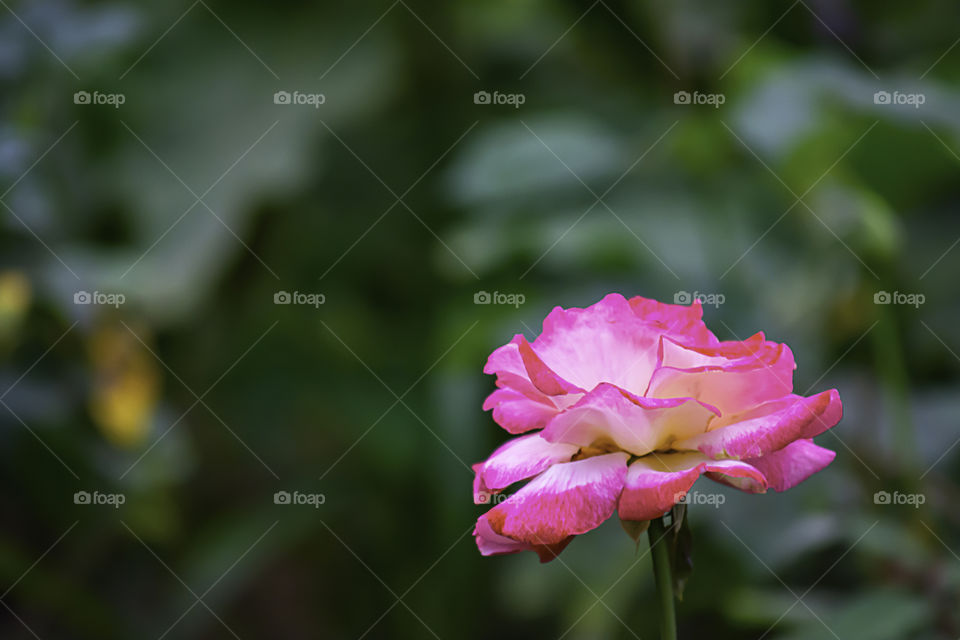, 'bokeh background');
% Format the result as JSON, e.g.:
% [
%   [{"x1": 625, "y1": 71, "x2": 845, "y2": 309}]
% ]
[{"x1": 1, "y1": 0, "x2": 959, "y2": 638}]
